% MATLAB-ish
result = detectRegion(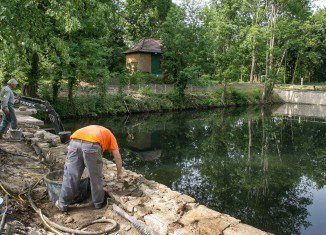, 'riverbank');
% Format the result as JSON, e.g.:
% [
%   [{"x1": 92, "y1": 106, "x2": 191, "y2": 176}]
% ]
[
  {"x1": 0, "y1": 109, "x2": 271, "y2": 234},
  {"x1": 48, "y1": 85, "x2": 283, "y2": 119}
]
